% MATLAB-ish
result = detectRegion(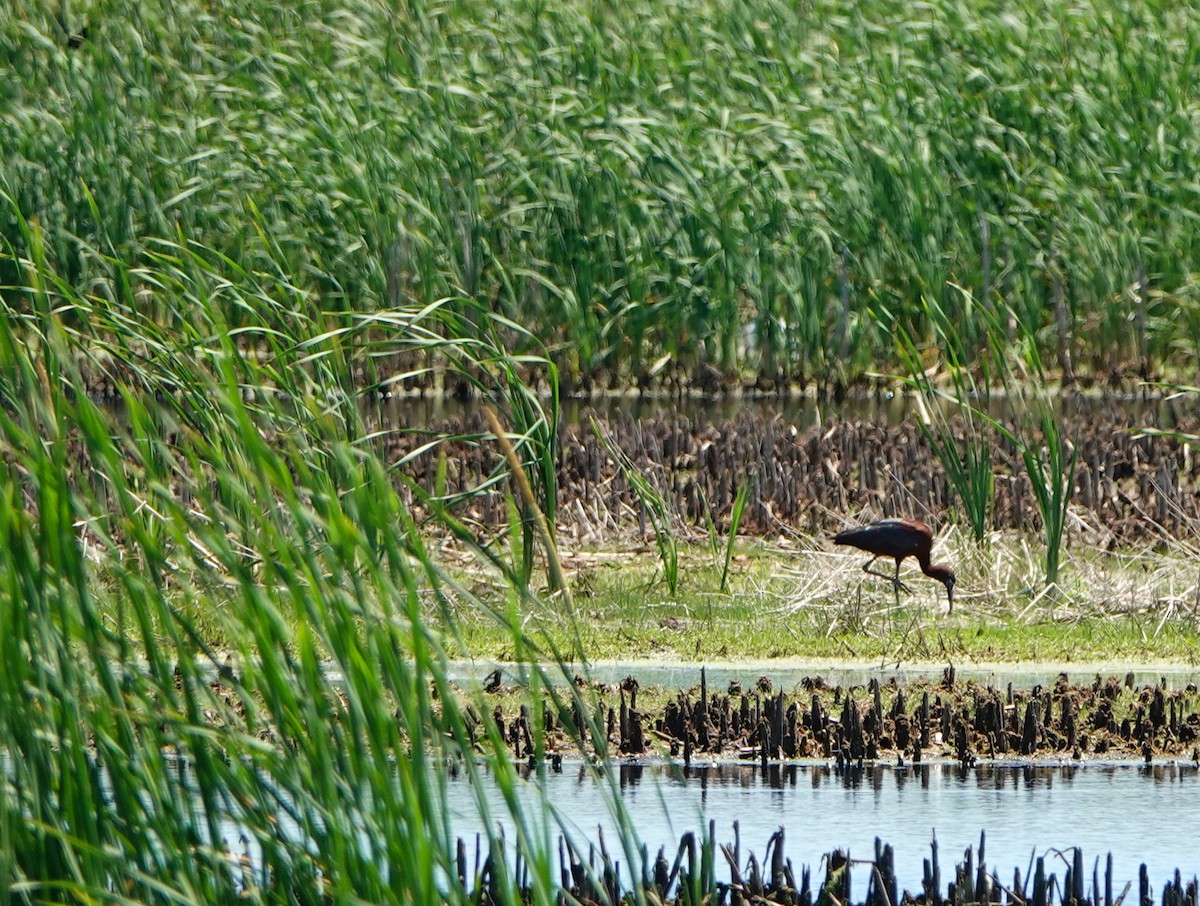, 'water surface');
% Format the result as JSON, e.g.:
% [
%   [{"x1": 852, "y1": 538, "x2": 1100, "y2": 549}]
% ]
[
  {"x1": 447, "y1": 660, "x2": 1200, "y2": 695},
  {"x1": 447, "y1": 761, "x2": 1200, "y2": 895}
]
